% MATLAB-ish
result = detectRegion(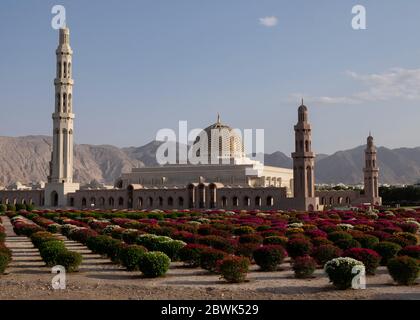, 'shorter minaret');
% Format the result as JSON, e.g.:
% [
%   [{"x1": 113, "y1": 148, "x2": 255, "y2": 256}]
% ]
[
  {"x1": 363, "y1": 134, "x2": 382, "y2": 205},
  {"x1": 291, "y1": 101, "x2": 318, "y2": 211}
]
